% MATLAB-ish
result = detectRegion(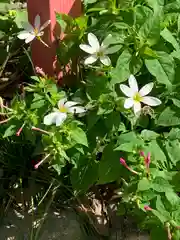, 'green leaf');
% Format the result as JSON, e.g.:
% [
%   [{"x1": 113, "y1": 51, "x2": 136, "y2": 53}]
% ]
[
  {"x1": 145, "y1": 51, "x2": 175, "y2": 86},
  {"x1": 71, "y1": 157, "x2": 98, "y2": 193},
  {"x1": 86, "y1": 73, "x2": 109, "y2": 100},
  {"x1": 111, "y1": 49, "x2": 131, "y2": 84},
  {"x1": 157, "y1": 106, "x2": 180, "y2": 126},
  {"x1": 138, "y1": 178, "x2": 151, "y2": 191},
  {"x1": 141, "y1": 130, "x2": 159, "y2": 141},
  {"x1": 117, "y1": 132, "x2": 138, "y2": 144},
  {"x1": 71, "y1": 127, "x2": 88, "y2": 147},
  {"x1": 141, "y1": 189, "x2": 157, "y2": 201},
  {"x1": 83, "y1": 0, "x2": 97, "y2": 5},
  {"x1": 172, "y1": 209, "x2": 180, "y2": 225},
  {"x1": 171, "y1": 98, "x2": 180, "y2": 108},
  {"x1": 165, "y1": 139, "x2": 180, "y2": 165},
  {"x1": 138, "y1": 12, "x2": 161, "y2": 46},
  {"x1": 171, "y1": 50, "x2": 180, "y2": 60},
  {"x1": 172, "y1": 230, "x2": 180, "y2": 240},
  {"x1": 52, "y1": 164, "x2": 62, "y2": 175},
  {"x1": 150, "y1": 227, "x2": 168, "y2": 240},
  {"x1": 3, "y1": 125, "x2": 16, "y2": 138},
  {"x1": 155, "y1": 196, "x2": 171, "y2": 223},
  {"x1": 168, "y1": 128, "x2": 180, "y2": 140},
  {"x1": 114, "y1": 142, "x2": 135, "y2": 152},
  {"x1": 152, "y1": 209, "x2": 169, "y2": 224},
  {"x1": 98, "y1": 143, "x2": 122, "y2": 184},
  {"x1": 31, "y1": 100, "x2": 45, "y2": 109},
  {"x1": 14, "y1": 9, "x2": 28, "y2": 29},
  {"x1": 146, "y1": 0, "x2": 164, "y2": 11},
  {"x1": 142, "y1": 46, "x2": 158, "y2": 58},
  {"x1": 147, "y1": 140, "x2": 167, "y2": 168},
  {"x1": 156, "y1": 195, "x2": 168, "y2": 213},
  {"x1": 135, "y1": 5, "x2": 152, "y2": 28},
  {"x1": 152, "y1": 177, "x2": 171, "y2": 192},
  {"x1": 178, "y1": 14, "x2": 180, "y2": 33},
  {"x1": 164, "y1": 1, "x2": 180, "y2": 13},
  {"x1": 56, "y1": 13, "x2": 67, "y2": 32},
  {"x1": 0, "y1": 3, "x2": 10, "y2": 13},
  {"x1": 160, "y1": 28, "x2": 179, "y2": 51},
  {"x1": 165, "y1": 190, "x2": 180, "y2": 208}
]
